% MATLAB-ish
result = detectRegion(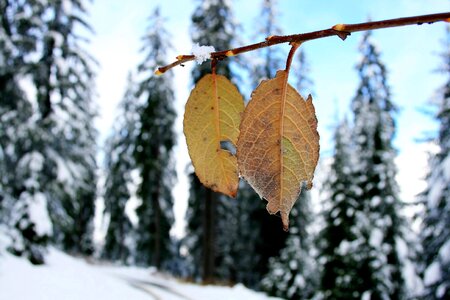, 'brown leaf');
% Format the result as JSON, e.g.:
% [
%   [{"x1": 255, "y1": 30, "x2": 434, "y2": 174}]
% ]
[
  {"x1": 237, "y1": 70, "x2": 320, "y2": 230},
  {"x1": 184, "y1": 74, "x2": 244, "y2": 197}
]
